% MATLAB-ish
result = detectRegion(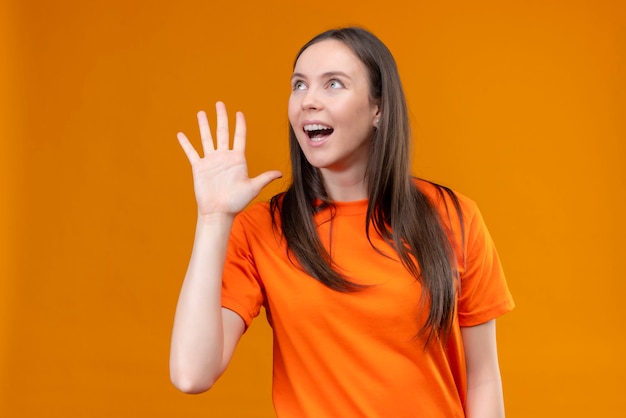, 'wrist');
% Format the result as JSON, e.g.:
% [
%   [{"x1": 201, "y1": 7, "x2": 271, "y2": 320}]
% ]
[{"x1": 196, "y1": 211, "x2": 236, "y2": 225}]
